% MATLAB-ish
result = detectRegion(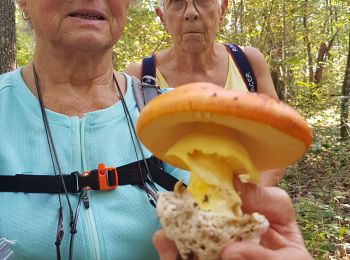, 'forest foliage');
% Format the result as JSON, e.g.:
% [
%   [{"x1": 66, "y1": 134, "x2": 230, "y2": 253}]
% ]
[{"x1": 14, "y1": 0, "x2": 350, "y2": 259}]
